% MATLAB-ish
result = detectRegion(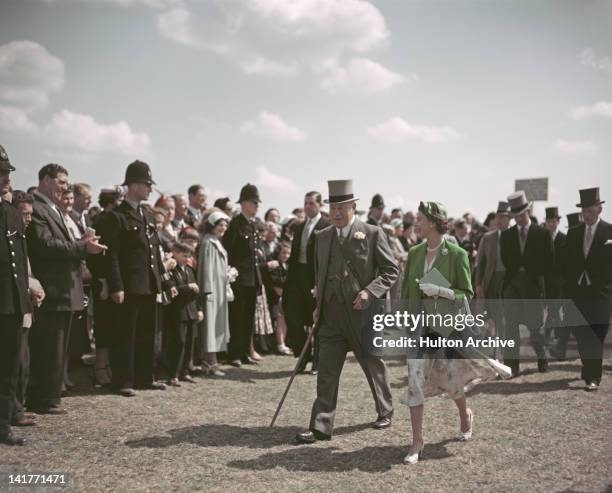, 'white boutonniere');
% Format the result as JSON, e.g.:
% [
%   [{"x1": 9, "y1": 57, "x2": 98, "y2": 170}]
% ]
[
  {"x1": 354, "y1": 231, "x2": 366, "y2": 240},
  {"x1": 441, "y1": 247, "x2": 449, "y2": 256}
]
